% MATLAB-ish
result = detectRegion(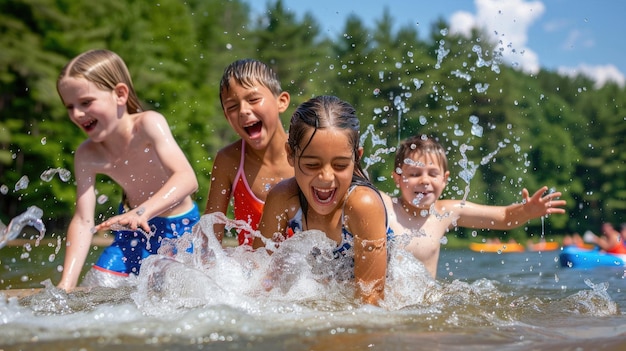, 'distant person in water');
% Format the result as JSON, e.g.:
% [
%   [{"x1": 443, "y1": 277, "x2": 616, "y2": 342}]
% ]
[
  {"x1": 254, "y1": 95, "x2": 391, "y2": 306},
  {"x1": 56, "y1": 49, "x2": 199, "y2": 290},
  {"x1": 204, "y1": 59, "x2": 293, "y2": 246},
  {"x1": 582, "y1": 223, "x2": 626, "y2": 254},
  {"x1": 562, "y1": 232, "x2": 586, "y2": 247},
  {"x1": 381, "y1": 134, "x2": 567, "y2": 279}
]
